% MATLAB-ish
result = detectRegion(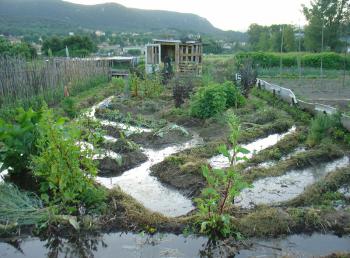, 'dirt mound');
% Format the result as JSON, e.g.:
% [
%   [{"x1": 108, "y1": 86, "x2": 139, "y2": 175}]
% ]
[
  {"x1": 98, "y1": 150, "x2": 147, "y2": 177},
  {"x1": 129, "y1": 130, "x2": 191, "y2": 149},
  {"x1": 151, "y1": 158, "x2": 205, "y2": 197}
]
